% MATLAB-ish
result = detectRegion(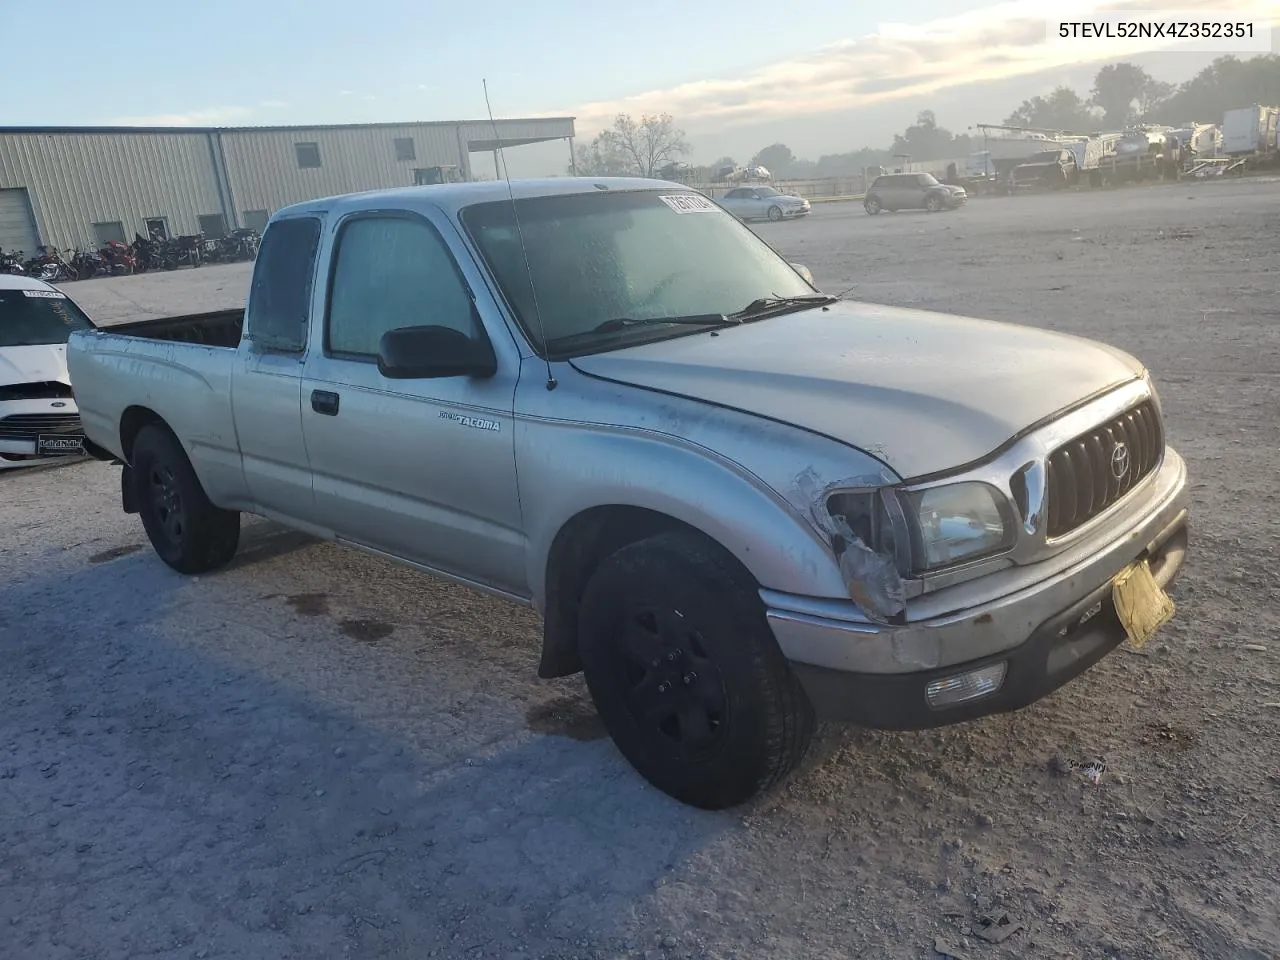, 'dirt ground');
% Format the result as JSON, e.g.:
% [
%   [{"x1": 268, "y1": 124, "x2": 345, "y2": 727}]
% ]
[{"x1": 3, "y1": 178, "x2": 1279, "y2": 960}]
